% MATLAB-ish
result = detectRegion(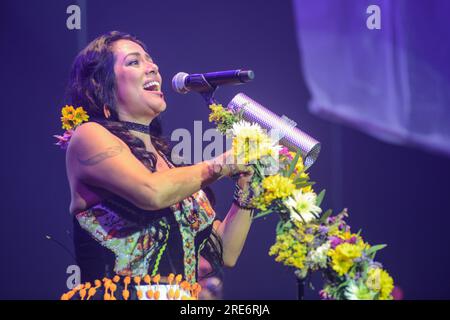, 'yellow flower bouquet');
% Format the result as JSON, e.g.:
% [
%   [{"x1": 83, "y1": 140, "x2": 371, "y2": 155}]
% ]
[{"x1": 208, "y1": 103, "x2": 395, "y2": 300}]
